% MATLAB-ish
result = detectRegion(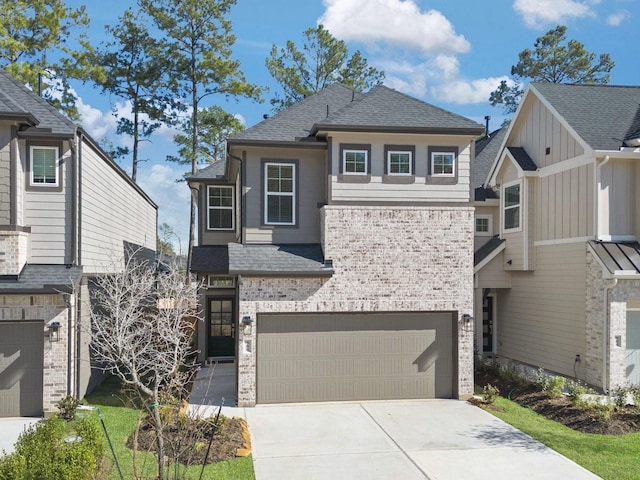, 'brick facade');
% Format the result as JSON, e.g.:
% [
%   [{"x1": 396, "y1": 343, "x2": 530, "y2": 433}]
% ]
[
  {"x1": 0, "y1": 230, "x2": 29, "y2": 275},
  {"x1": 237, "y1": 205, "x2": 475, "y2": 406}
]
